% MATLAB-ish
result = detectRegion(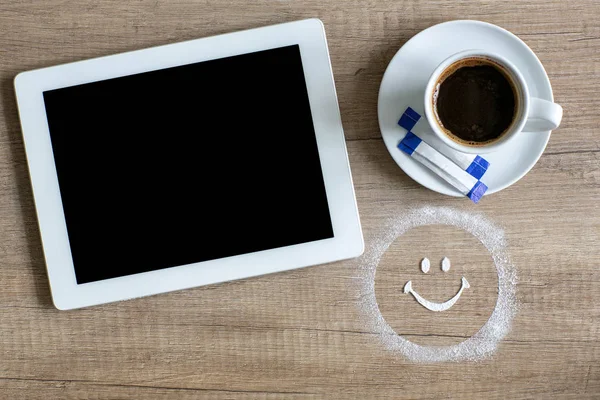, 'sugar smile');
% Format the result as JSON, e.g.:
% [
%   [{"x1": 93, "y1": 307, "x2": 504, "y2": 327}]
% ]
[{"x1": 403, "y1": 277, "x2": 470, "y2": 312}]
